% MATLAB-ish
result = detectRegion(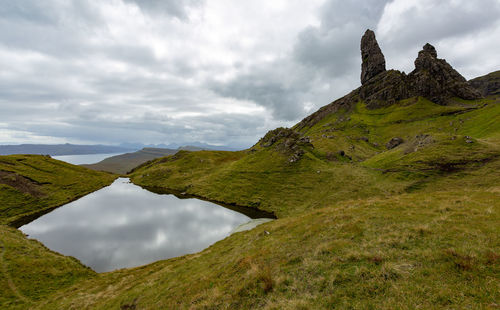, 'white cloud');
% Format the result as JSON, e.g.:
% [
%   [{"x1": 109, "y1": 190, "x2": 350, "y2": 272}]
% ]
[
  {"x1": 0, "y1": 0, "x2": 498, "y2": 148},
  {"x1": 377, "y1": 0, "x2": 500, "y2": 77}
]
